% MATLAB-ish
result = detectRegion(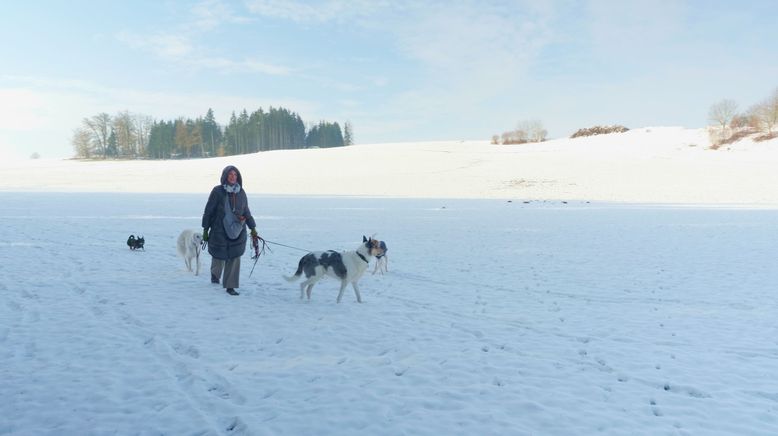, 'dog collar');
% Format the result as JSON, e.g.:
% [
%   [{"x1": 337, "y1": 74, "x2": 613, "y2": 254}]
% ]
[{"x1": 357, "y1": 253, "x2": 369, "y2": 264}]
